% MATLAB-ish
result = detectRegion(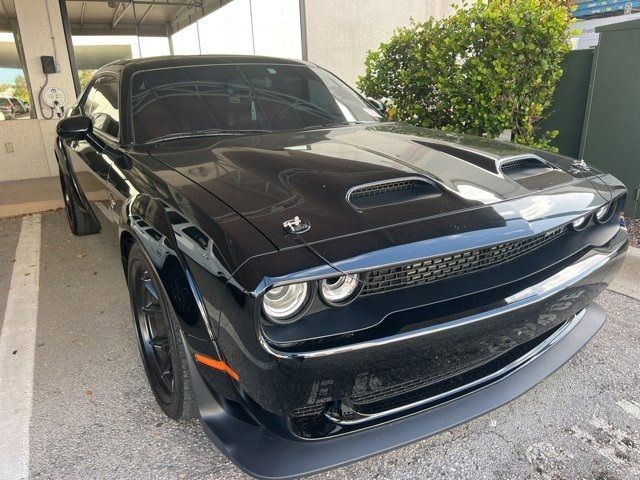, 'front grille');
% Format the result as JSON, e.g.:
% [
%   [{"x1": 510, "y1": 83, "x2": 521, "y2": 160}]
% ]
[
  {"x1": 349, "y1": 356, "x2": 488, "y2": 407},
  {"x1": 346, "y1": 320, "x2": 565, "y2": 416},
  {"x1": 362, "y1": 225, "x2": 566, "y2": 296},
  {"x1": 349, "y1": 179, "x2": 420, "y2": 198}
]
